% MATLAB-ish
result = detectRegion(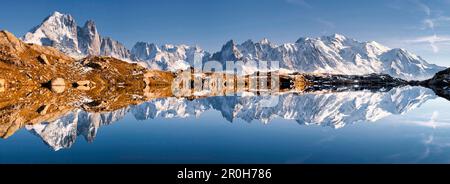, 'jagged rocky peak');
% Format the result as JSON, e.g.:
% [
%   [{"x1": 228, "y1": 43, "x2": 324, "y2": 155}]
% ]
[
  {"x1": 23, "y1": 11, "x2": 80, "y2": 56},
  {"x1": 131, "y1": 41, "x2": 159, "y2": 61},
  {"x1": 77, "y1": 20, "x2": 101, "y2": 55},
  {"x1": 130, "y1": 42, "x2": 211, "y2": 67},
  {"x1": 211, "y1": 39, "x2": 242, "y2": 61},
  {"x1": 241, "y1": 38, "x2": 274, "y2": 48},
  {"x1": 130, "y1": 41, "x2": 210, "y2": 71},
  {"x1": 362, "y1": 41, "x2": 390, "y2": 57},
  {"x1": 297, "y1": 34, "x2": 352, "y2": 48},
  {"x1": 385, "y1": 48, "x2": 422, "y2": 60},
  {"x1": 22, "y1": 11, "x2": 131, "y2": 60},
  {"x1": 100, "y1": 37, "x2": 131, "y2": 60},
  {"x1": 296, "y1": 33, "x2": 344, "y2": 42},
  {"x1": 259, "y1": 38, "x2": 271, "y2": 45},
  {"x1": 325, "y1": 33, "x2": 347, "y2": 41},
  {"x1": 211, "y1": 34, "x2": 445, "y2": 80},
  {"x1": 241, "y1": 39, "x2": 254, "y2": 47}
]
